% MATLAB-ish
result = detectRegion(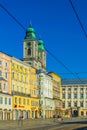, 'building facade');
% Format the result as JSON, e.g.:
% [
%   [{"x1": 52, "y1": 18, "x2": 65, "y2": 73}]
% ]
[
  {"x1": 48, "y1": 72, "x2": 62, "y2": 117},
  {"x1": 0, "y1": 52, "x2": 12, "y2": 120},
  {"x1": 37, "y1": 72, "x2": 54, "y2": 118},
  {"x1": 29, "y1": 66, "x2": 39, "y2": 119},
  {"x1": 11, "y1": 57, "x2": 30, "y2": 120},
  {"x1": 62, "y1": 79, "x2": 87, "y2": 117}
]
